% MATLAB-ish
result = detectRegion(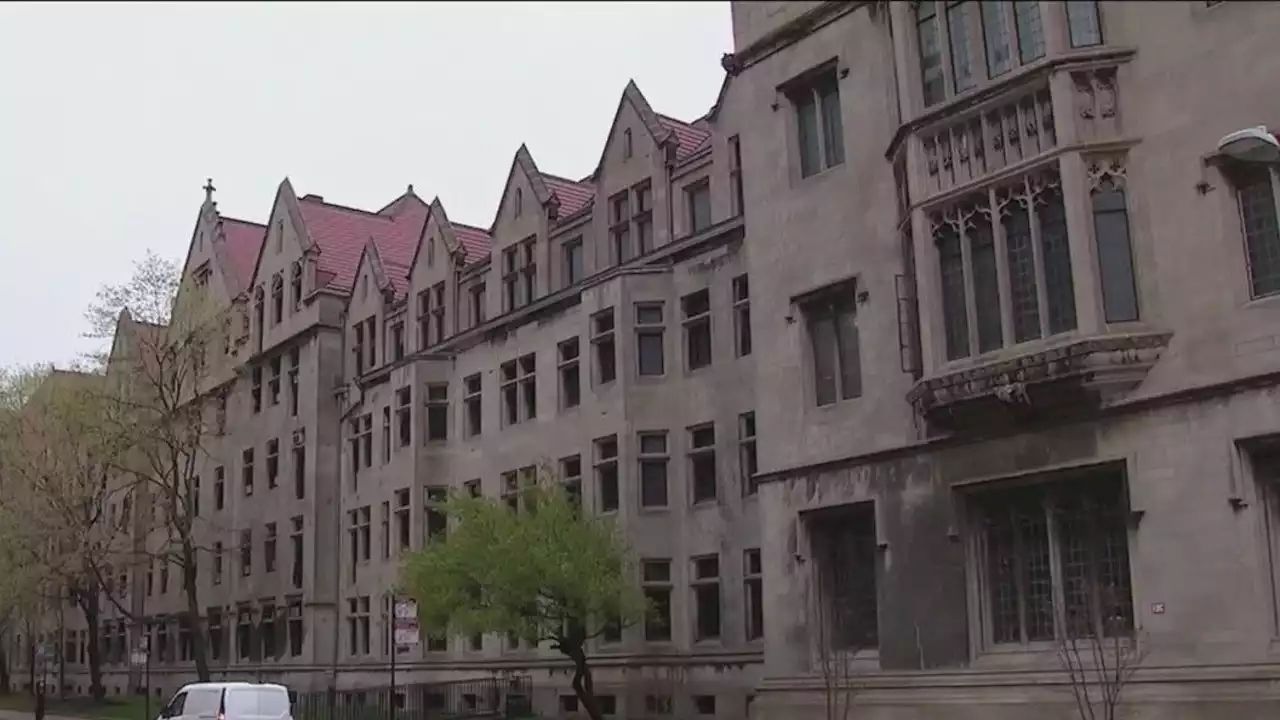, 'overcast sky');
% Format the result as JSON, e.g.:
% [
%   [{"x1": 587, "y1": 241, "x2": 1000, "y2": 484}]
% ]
[{"x1": 0, "y1": 1, "x2": 732, "y2": 368}]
